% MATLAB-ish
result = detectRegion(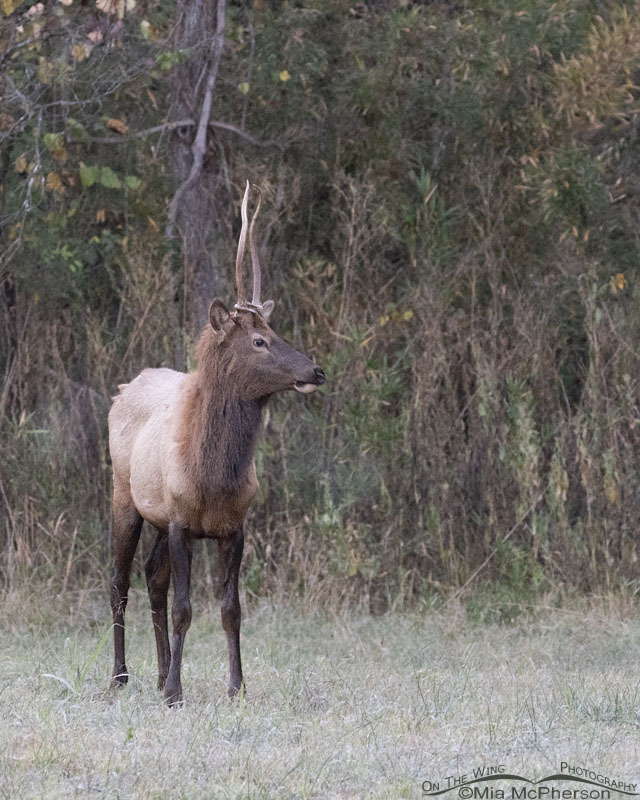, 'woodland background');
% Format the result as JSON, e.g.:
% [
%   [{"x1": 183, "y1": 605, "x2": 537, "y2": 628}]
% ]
[{"x1": 3, "y1": 0, "x2": 640, "y2": 615}]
